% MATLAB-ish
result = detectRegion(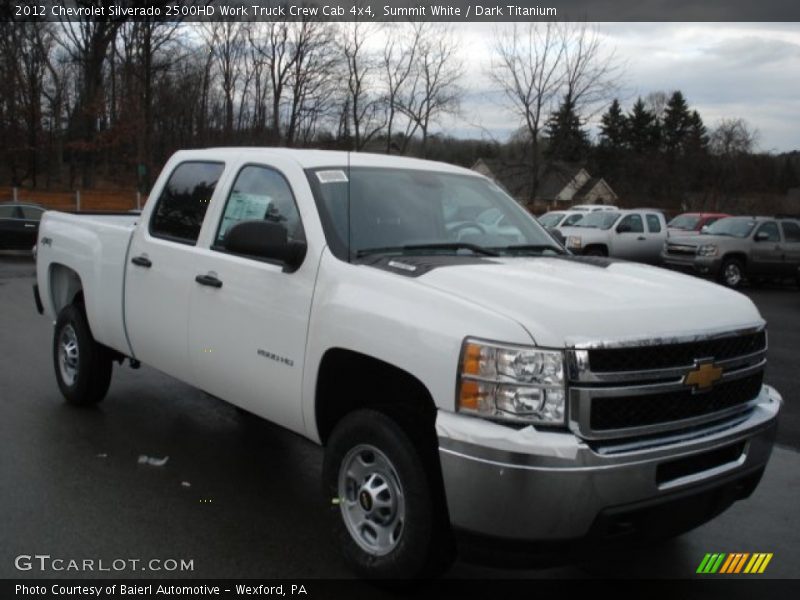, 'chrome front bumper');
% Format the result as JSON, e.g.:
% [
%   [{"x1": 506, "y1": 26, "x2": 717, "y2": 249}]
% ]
[{"x1": 436, "y1": 385, "x2": 780, "y2": 541}]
